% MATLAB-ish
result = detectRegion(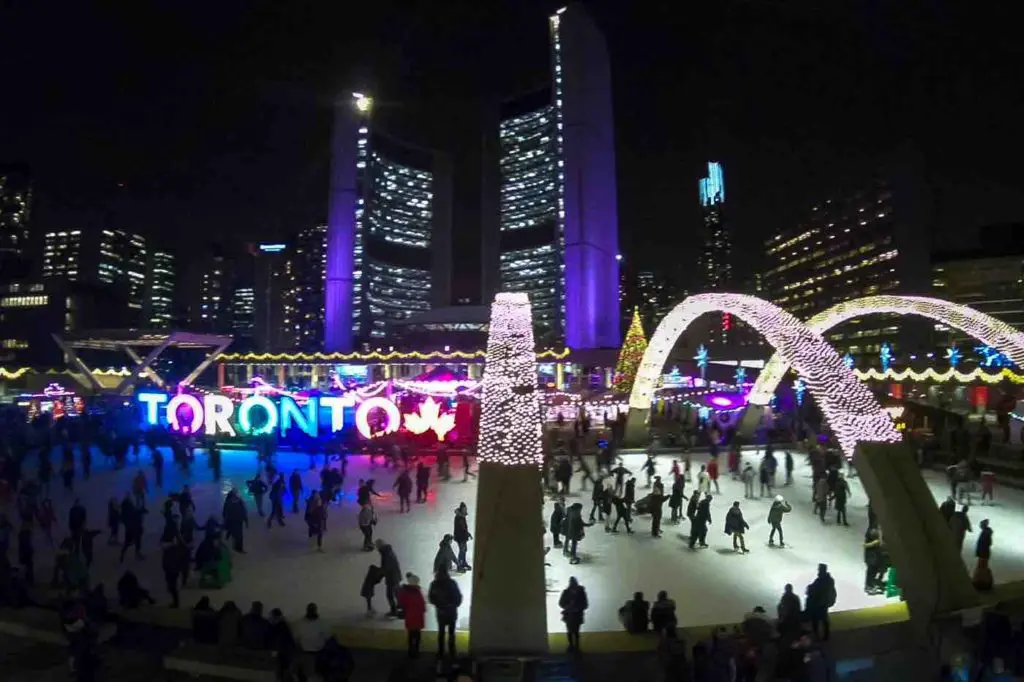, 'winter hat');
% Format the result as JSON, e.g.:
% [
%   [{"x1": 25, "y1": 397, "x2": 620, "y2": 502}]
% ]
[
  {"x1": 775, "y1": 495, "x2": 784, "y2": 503},
  {"x1": 406, "y1": 573, "x2": 420, "y2": 586}
]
